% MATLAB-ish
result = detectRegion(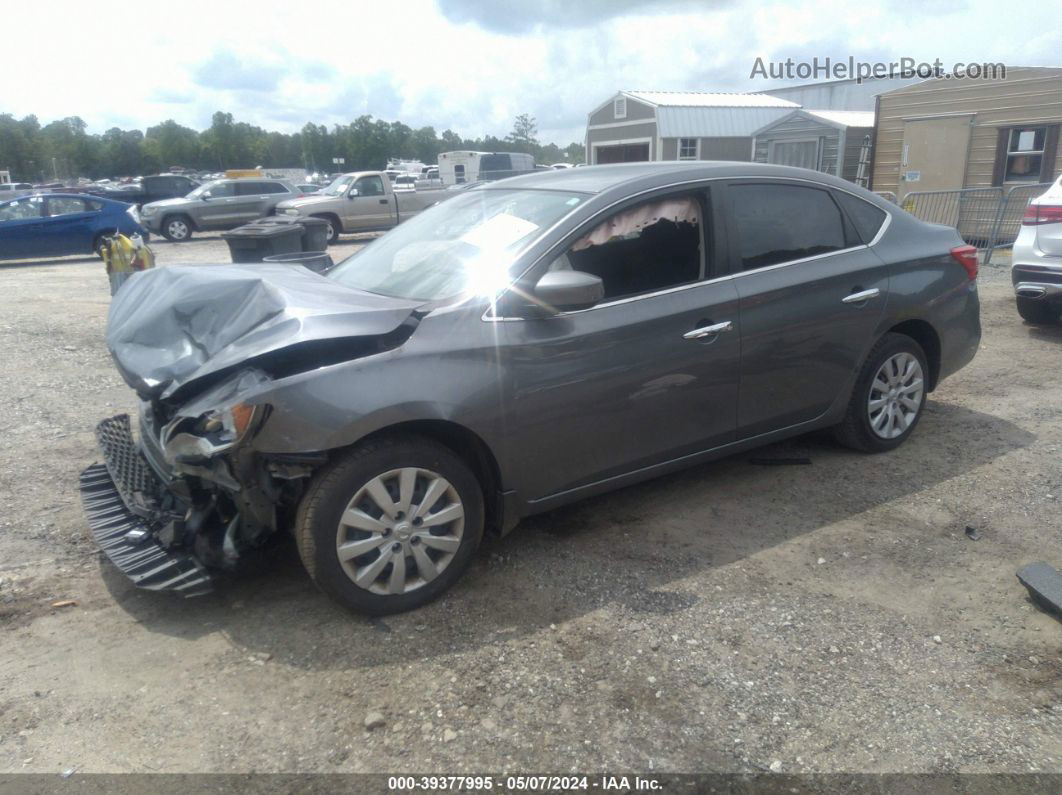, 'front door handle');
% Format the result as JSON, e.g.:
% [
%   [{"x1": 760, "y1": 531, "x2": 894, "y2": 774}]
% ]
[
  {"x1": 683, "y1": 320, "x2": 733, "y2": 340},
  {"x1": 842, "y1": 288, "x2": 881, "y2": 304},
  {"x1": 379, "y1": 198, "x2": 389, "y2": 204}
]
